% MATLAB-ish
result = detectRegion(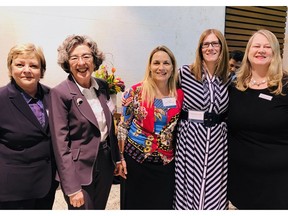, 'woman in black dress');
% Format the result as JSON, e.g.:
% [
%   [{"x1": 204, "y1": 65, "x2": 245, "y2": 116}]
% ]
[{"x1": 228, "y1": 29, "x2": 288, "y2": 209}]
